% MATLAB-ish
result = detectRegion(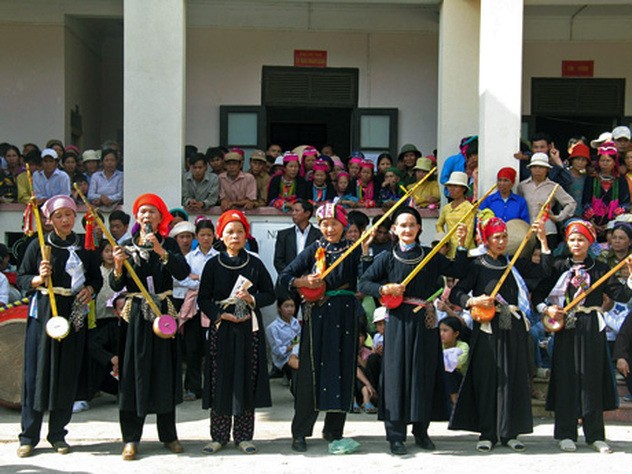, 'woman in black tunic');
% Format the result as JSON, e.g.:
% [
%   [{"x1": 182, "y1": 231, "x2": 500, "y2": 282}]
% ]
[
  {"x1": 17, "y1": 195, "x2": 102, "y2": 457},
  {"x1": 448, "y1": 217, "x2": 551, "y2": 452},
  {"x1": 358, "y1": 206, "x2": 468, "y2": 455},
  {"x1": 197, "y1": 210, "x2": 274, "y2": 455},
  {"x1": 540, "y1": 220, "x2": 632, "y2": 454},
  {"x1": 111, "y1": 193, "x2": 190, "y2": 461},
  {"x1": 279, "y1": 203, "x2": 373, "y2": 452}
]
